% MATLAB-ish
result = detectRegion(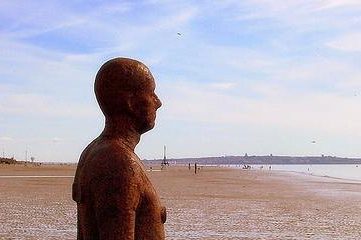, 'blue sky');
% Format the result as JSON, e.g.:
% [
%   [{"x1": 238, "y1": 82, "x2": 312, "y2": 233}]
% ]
[{"x1": 1, "y1": 0, "x2": 361, "y2": 162}]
